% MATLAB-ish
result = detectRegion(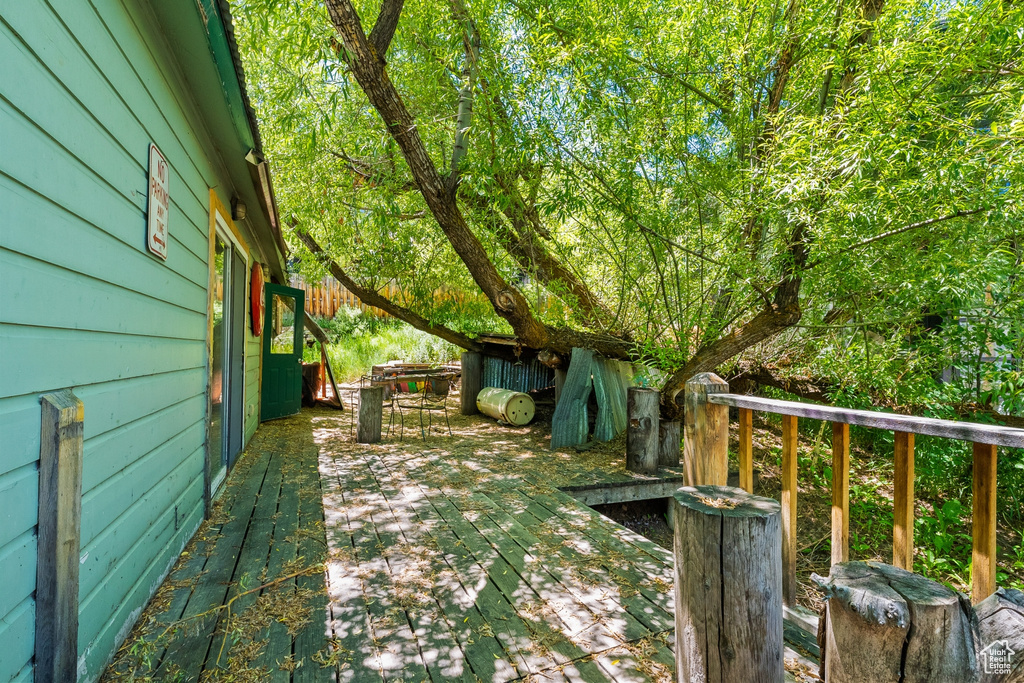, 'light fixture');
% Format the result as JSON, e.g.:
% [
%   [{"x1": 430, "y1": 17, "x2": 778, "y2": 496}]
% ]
[{"x1": 231, "y1": 196, "x2": 247, "y2": 221}]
